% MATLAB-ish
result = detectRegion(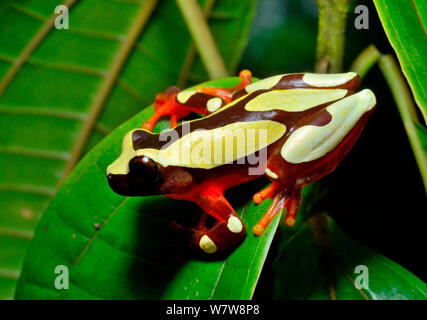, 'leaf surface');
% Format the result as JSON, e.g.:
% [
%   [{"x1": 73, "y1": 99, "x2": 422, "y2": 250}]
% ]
[
  {"x1": 272, "y1": 215, "x2": 427, "y2": 300},
  {"x1": 374, "y1": 0, "x2": 427, "y2": 122},
  {"x1": 15, "y1": 77, "x2": 286, "y2": 299}
]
